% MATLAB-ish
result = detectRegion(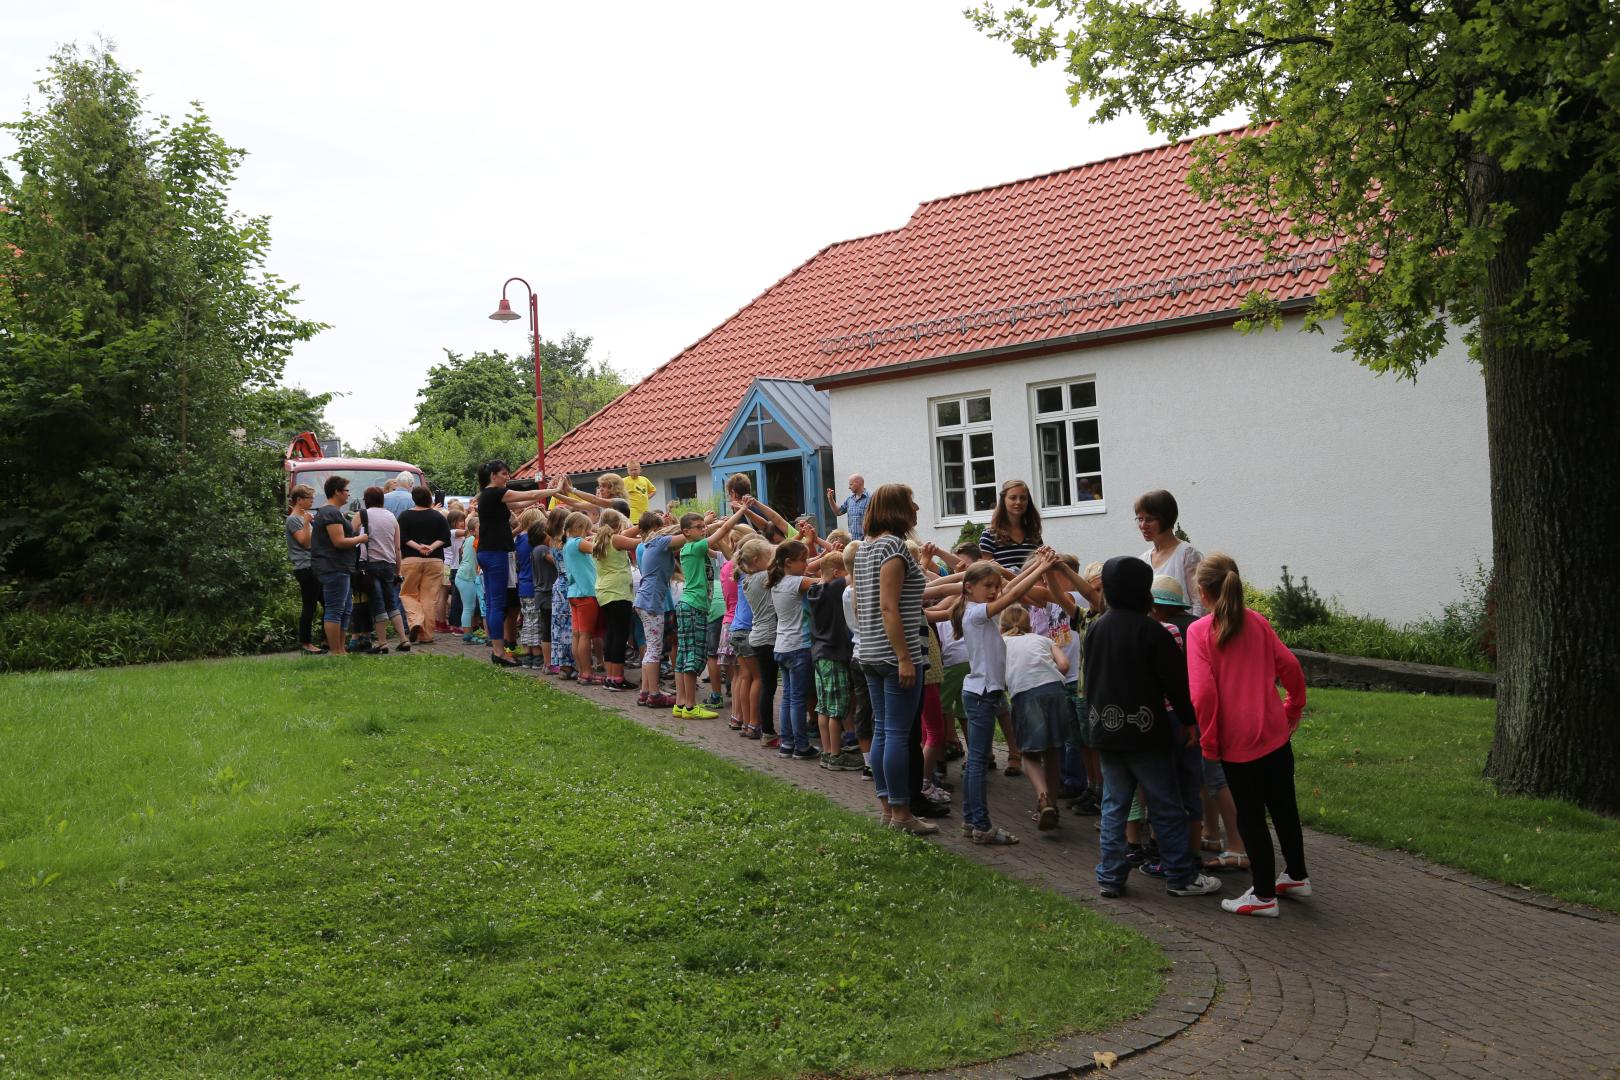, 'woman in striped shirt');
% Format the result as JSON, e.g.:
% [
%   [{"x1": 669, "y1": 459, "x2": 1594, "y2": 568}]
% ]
[
  {"x1": 854, "y1": 483, "x2": 934, "y2": 835},
  {"x1": 977, "y1": 479, "x2": 1044, "y2": 571}
]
